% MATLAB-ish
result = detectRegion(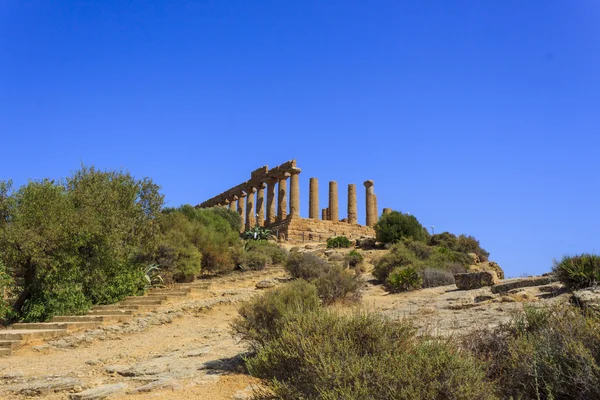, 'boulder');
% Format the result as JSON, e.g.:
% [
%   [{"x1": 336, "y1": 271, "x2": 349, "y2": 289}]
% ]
[
  {"x1": 454, "y1": 271, "x2": 499, "y2": 290},
  {"x1": 572, "y1": 287, "x2": 600, "y2": 315},
  {"x1": 468, "y1": 261, "x2": 505, "y2": 280},
  {"x1": 69, "y1": 383, "x2": 128, "y2": 400},
  {"x1": 356, "y1": 237, "x2": 376, "y2": 249}
]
